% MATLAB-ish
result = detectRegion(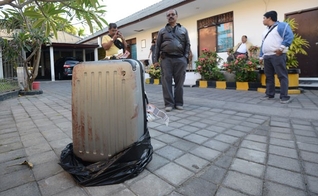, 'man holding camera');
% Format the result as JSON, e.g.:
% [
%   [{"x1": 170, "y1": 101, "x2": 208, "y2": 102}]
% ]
[{"x1": 102, "y1": 23, "x2": 128, "y2": 59}]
